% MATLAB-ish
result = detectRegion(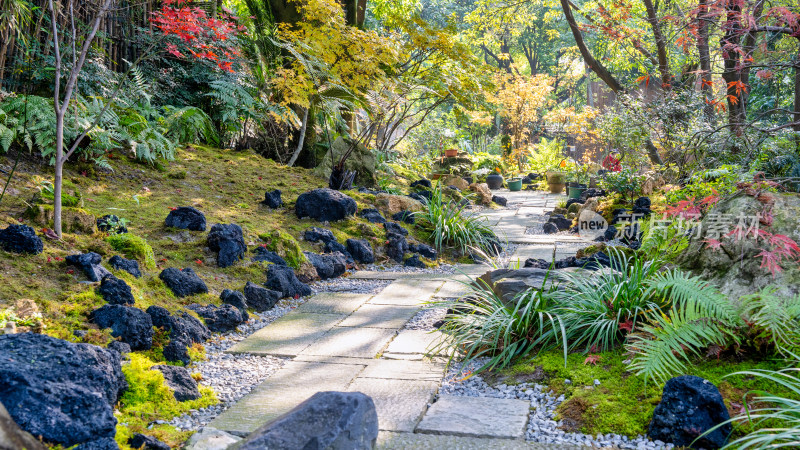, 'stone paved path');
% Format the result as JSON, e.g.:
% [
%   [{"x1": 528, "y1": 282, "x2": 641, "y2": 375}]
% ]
[{"x1": 209, "y1": 190, "x2": 589, "y2": 448}]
